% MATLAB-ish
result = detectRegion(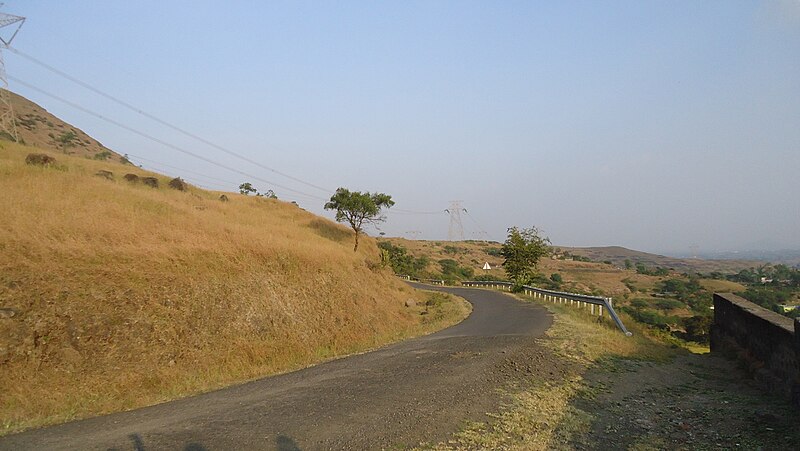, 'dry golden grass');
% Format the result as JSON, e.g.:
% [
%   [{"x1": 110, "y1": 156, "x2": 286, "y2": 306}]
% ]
[
  {"x1": 698, "y1": 279, "x2": 746, "y2": 293},
  {"x1": 0, "y1": 142, "x2": 469, "y2": 434}
]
